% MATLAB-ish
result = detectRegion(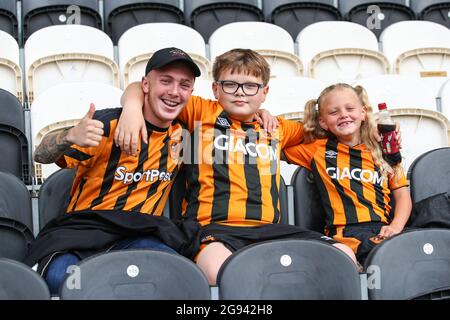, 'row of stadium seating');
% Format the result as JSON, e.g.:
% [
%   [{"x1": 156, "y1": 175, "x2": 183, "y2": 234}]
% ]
[
  {"x1": 1, "y1": 0, "x2": 449, "y2": 45},
  {"x1": 1, "y1": 144, "x2": 449, "y2": 300}
]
